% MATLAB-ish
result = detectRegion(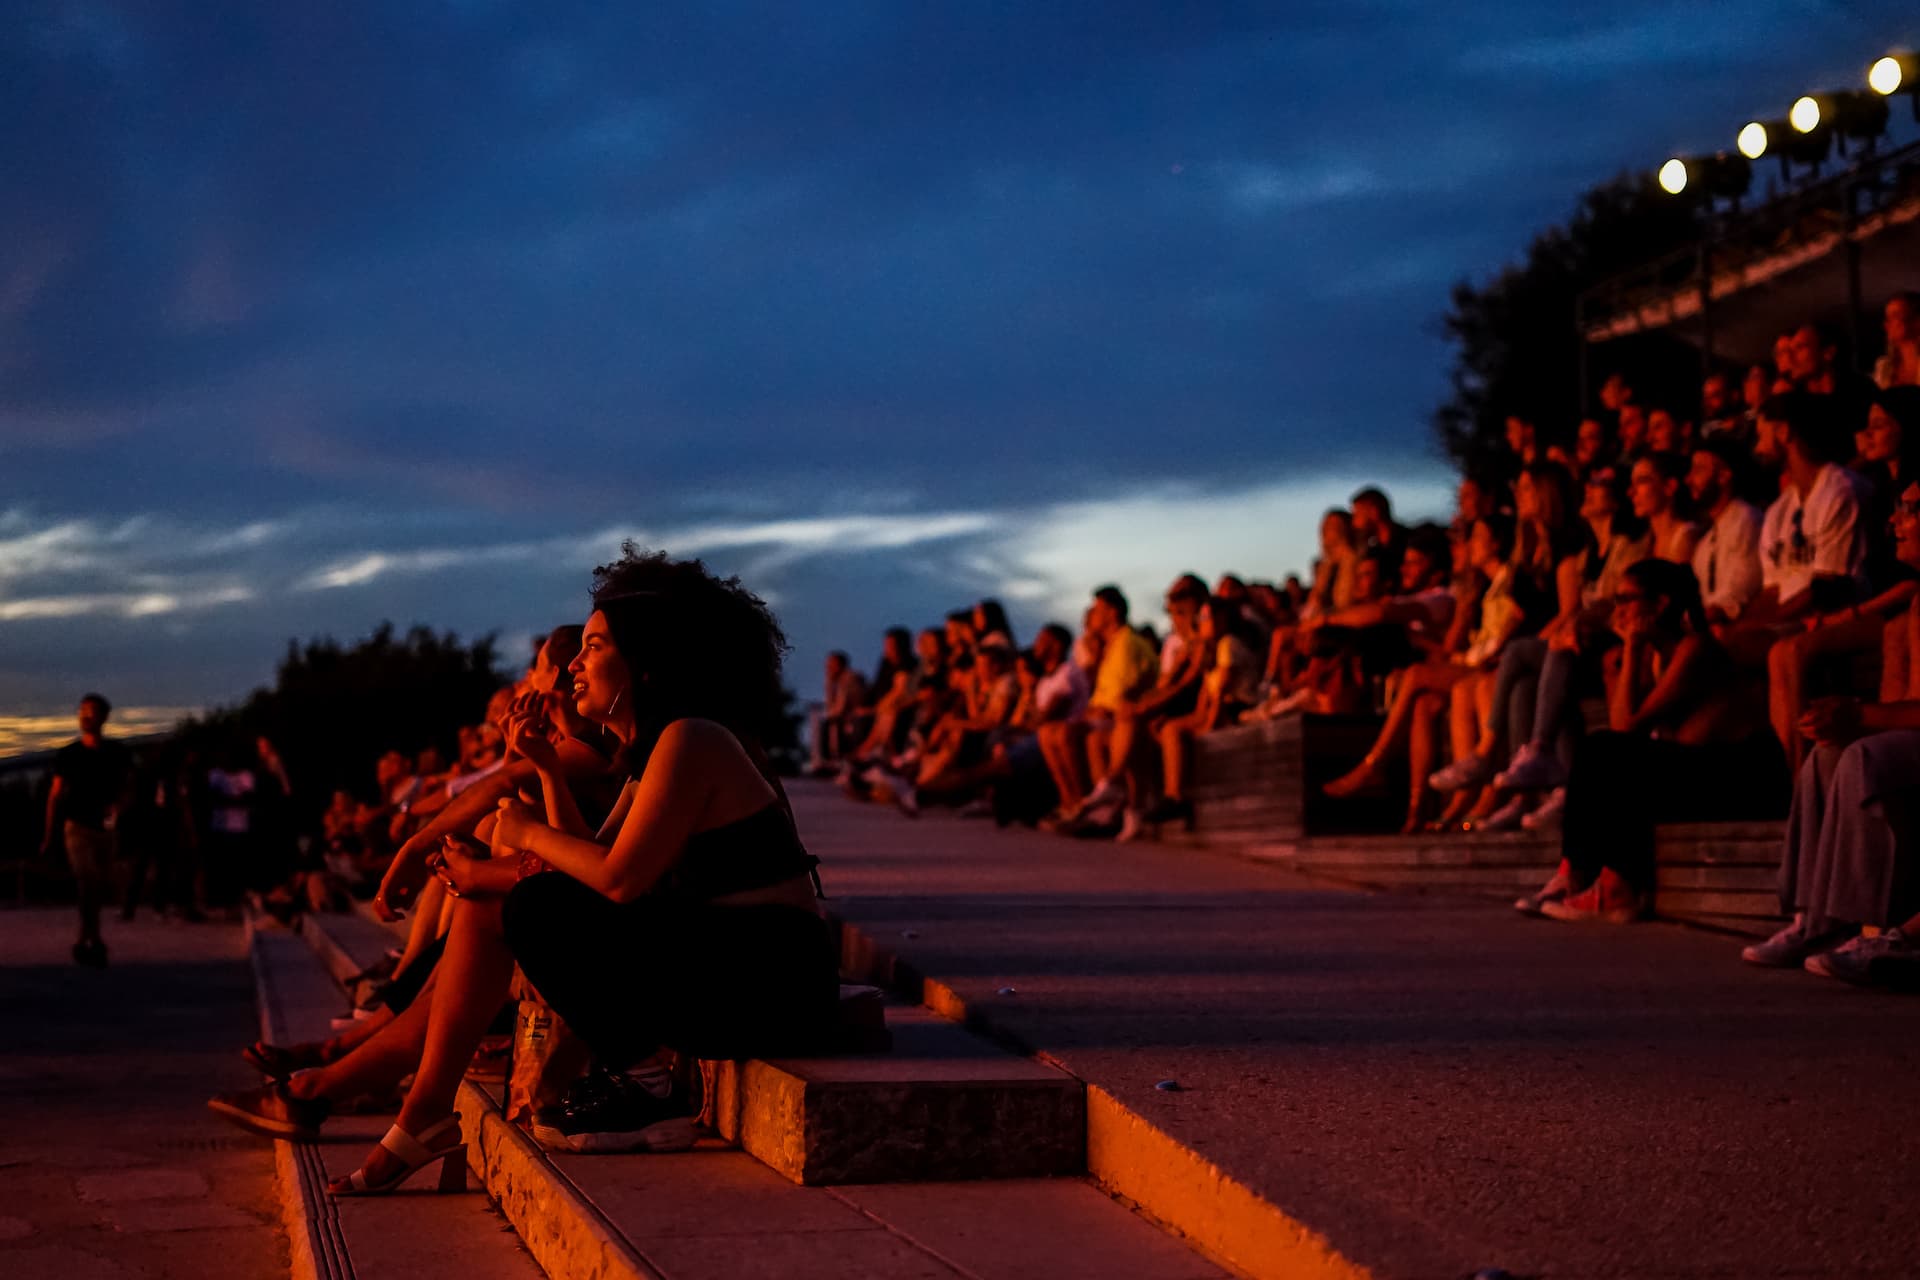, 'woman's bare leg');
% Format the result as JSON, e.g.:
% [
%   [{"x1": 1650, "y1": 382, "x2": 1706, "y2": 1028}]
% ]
[
  {"x1": 287, "y1": 971, "x2": 439, "y2": 1104},
  {"x1": 397, "y1": 898, "x2": 515, "y2": 1131},
  {"x1": 1405, "y1": 692, "x2": 1445, "y2": 831},
  {"x1": 1158, "y1": 719, "x2": 1188, "y2": 802},
  {"x1": 1100, "y1": 713, "x2": 1139, "y2": 789},
  {"x1": 393, "y1": 878, "x2": 448, "y2": 977},
  {"x1": 333, "y1": 897, "x2": 515, "y2": 1188},
  {"x1": 1327, "y1": 663, "x2": 1458, "y2": 794}
]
